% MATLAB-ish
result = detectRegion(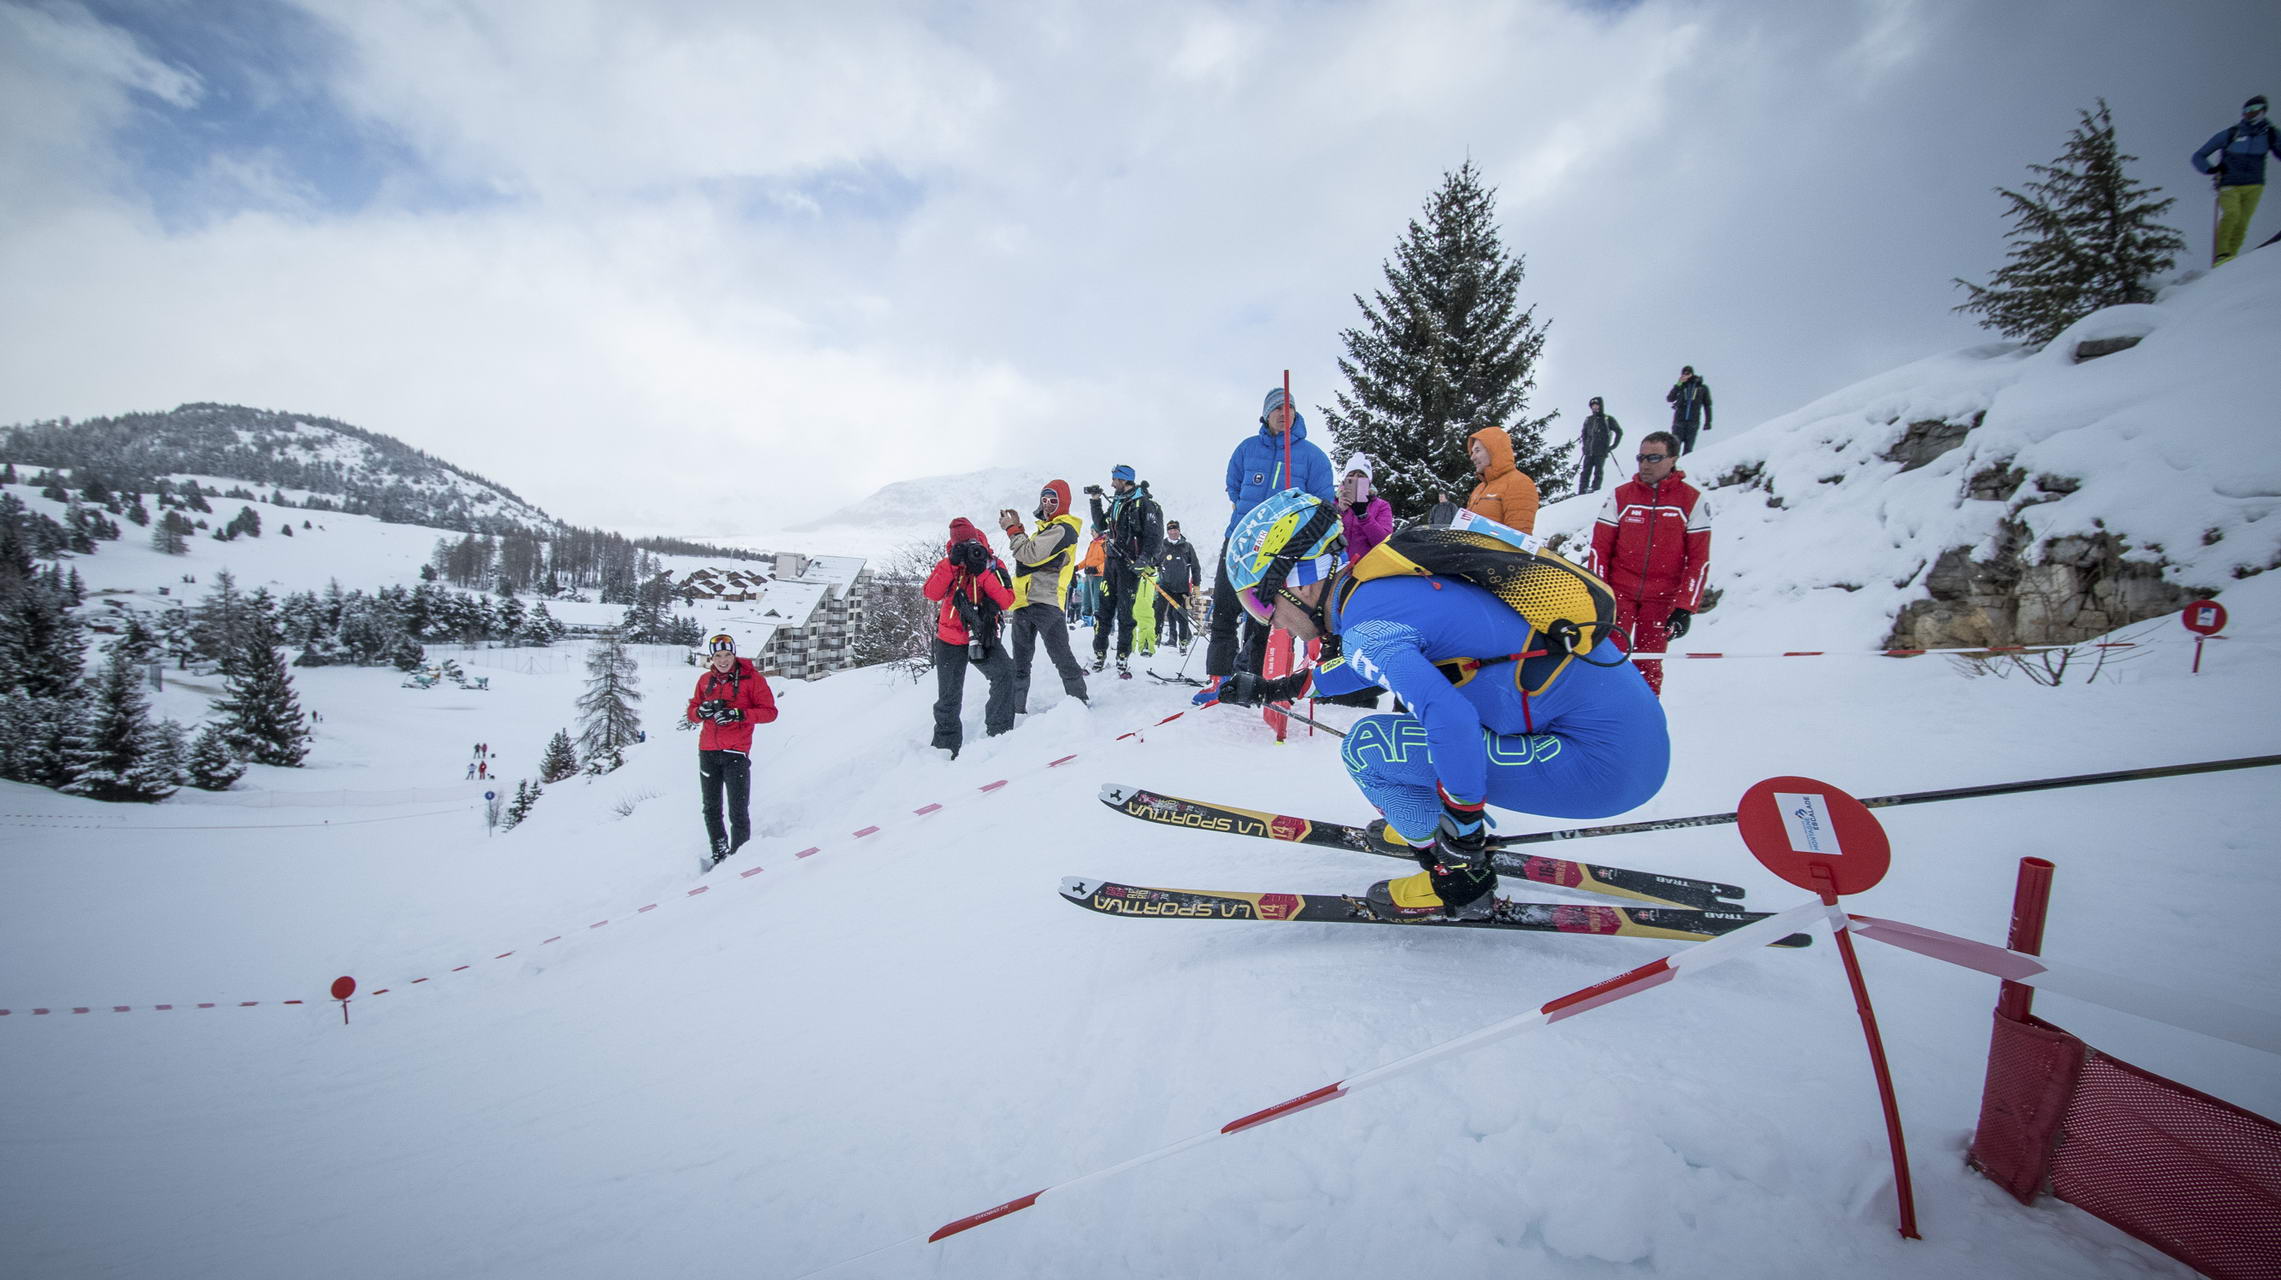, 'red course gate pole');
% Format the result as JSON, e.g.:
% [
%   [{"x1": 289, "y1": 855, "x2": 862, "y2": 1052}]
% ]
[
  {"x1": 1995, "y1": 858, "x2": 2055, "y2": 1022},
  {"x1": 1812, "y1": 864, "x2": 1921, "y2": 1240}
]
